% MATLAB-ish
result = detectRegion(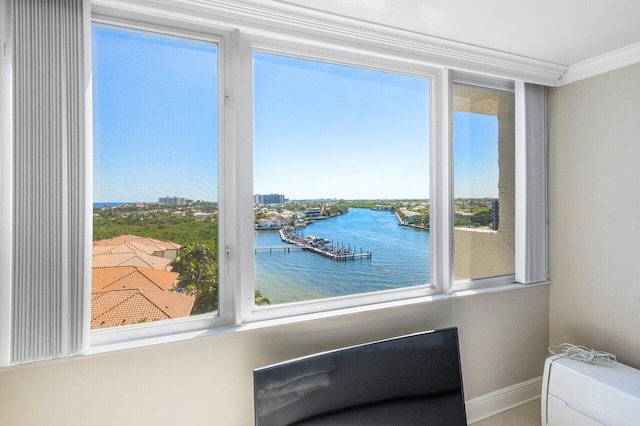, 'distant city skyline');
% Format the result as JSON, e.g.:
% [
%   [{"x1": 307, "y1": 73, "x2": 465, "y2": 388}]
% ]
[{"x1": 93, "y1": 25, "x2": 500, "y2": 203}]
